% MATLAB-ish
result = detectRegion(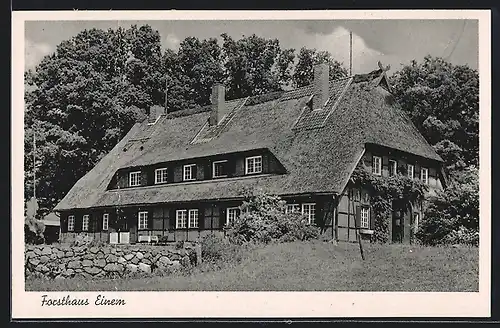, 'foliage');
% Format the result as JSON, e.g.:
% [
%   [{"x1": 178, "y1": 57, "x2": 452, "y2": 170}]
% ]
[
  {"x1": 351, "y1": 165, "x2": 428, "y2": 243},
  {"x1": 225, "y1": 189, "x2": 319, "y2": 245},
  {"x1": 25, "y1": 197, "x2": 45, "y2": 245},
  {"x1": 390, "y1": 55, "x2": 479, "y2": 171},
  {"x1": 292, "y1": 47, "x2": 348, "y2": 88},
  {"x1": 416, "y1": 166, "x2": 479, "y2": 246},
  {"x1": 70, "y1": 234, "x2": 95, "y2": 247}
]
